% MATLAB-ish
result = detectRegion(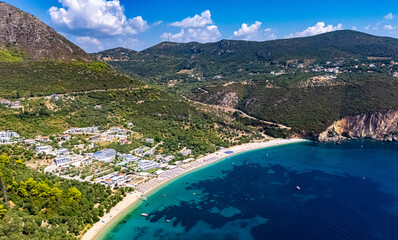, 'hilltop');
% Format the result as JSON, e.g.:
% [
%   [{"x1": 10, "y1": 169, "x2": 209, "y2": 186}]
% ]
[{"x1": 0, "y1": 2, "x2": 90, "y2": 61}]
